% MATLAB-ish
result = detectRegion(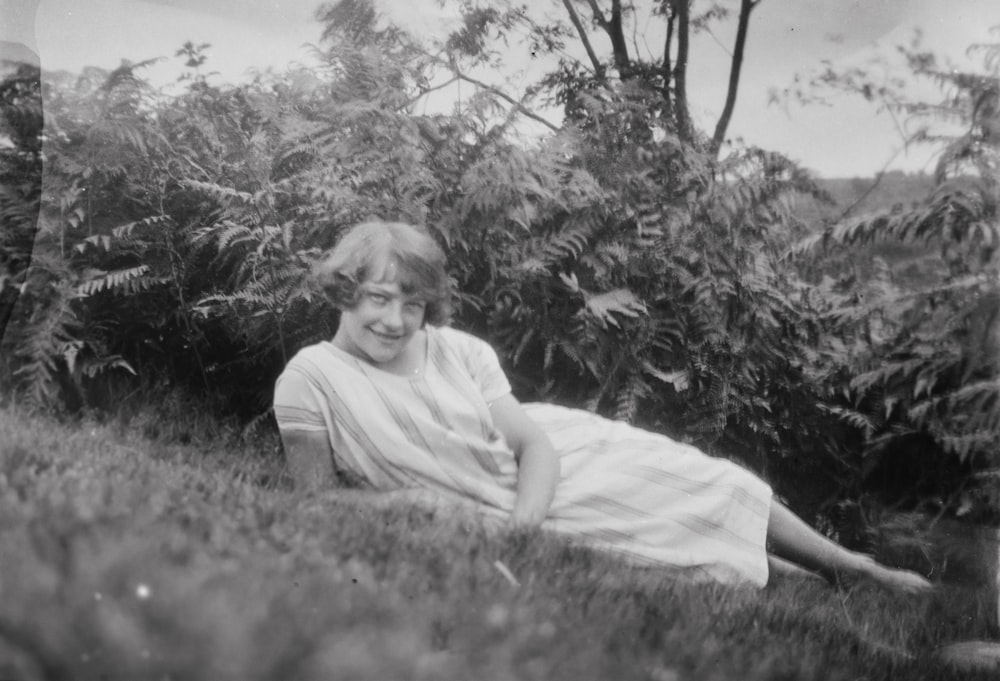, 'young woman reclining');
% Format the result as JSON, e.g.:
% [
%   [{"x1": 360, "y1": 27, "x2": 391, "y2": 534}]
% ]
[{"x1": 273, "y1": 220, "x2": 931, "y2": 592}]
